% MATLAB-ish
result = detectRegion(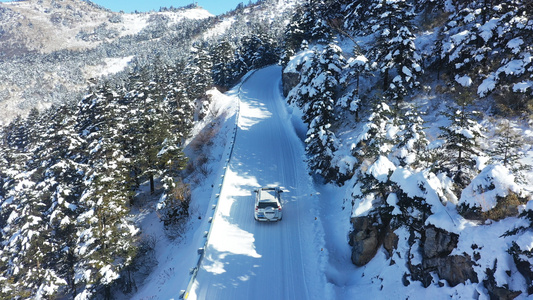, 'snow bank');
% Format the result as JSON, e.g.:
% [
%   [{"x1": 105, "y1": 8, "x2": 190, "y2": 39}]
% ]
[
  {"x1": 366, "y1": 156, "x2": 395, "y2": 183},
  {"x1": 460, "y1": 164, "x2": 521, "y2": 212},
  {"x1": 284, "y1": 48, "x2": 318, "y2": 74}
]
